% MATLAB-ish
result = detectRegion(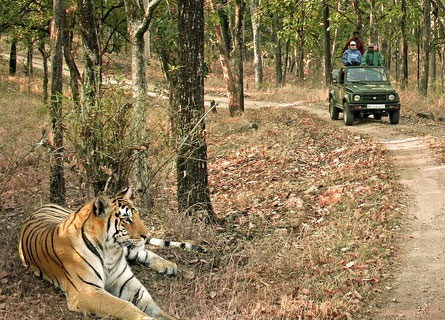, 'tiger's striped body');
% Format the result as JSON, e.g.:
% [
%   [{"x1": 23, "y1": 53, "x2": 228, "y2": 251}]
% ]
[{"x1": 18, "y1": 189, "x2": 192, "y2": 320}]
